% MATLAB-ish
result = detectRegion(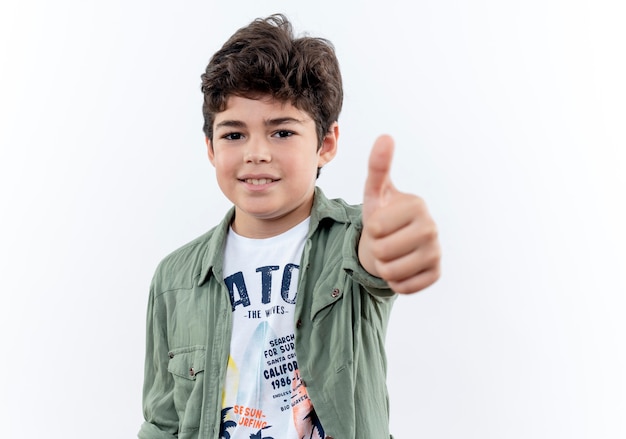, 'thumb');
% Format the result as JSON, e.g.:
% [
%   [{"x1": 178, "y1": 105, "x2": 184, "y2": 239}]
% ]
[{"x1": 364, "y1": 134, "x2": 395, "y2": 201}]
